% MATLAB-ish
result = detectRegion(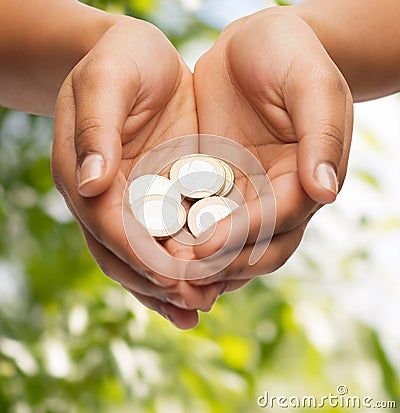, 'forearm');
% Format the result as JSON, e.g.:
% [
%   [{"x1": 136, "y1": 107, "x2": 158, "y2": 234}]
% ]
[
  {"x1": 291, "y1": 0, "x2": 400, "y2": 102},
  {"x1": 0, "y1": 0, "x2": 125, "y2": 115}
]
